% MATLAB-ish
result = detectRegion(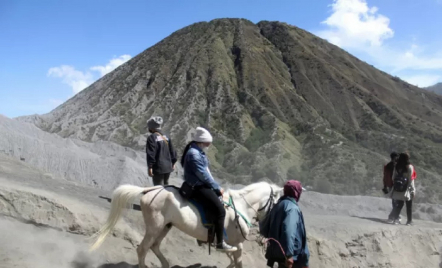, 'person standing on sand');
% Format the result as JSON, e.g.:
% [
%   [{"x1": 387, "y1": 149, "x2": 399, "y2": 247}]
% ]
[
  {"x1": 259, "y1": 180, "x2": 310, "y2": 268},
  {"x1": 382, "y1": 152, "x2": 399, "y2": 222},
  {"x1": 145, "y1": 116, "x2": 177, "y2": 186},
  {"x1": 389, "y1": 152, "x2": 416, "y2": 226}
]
